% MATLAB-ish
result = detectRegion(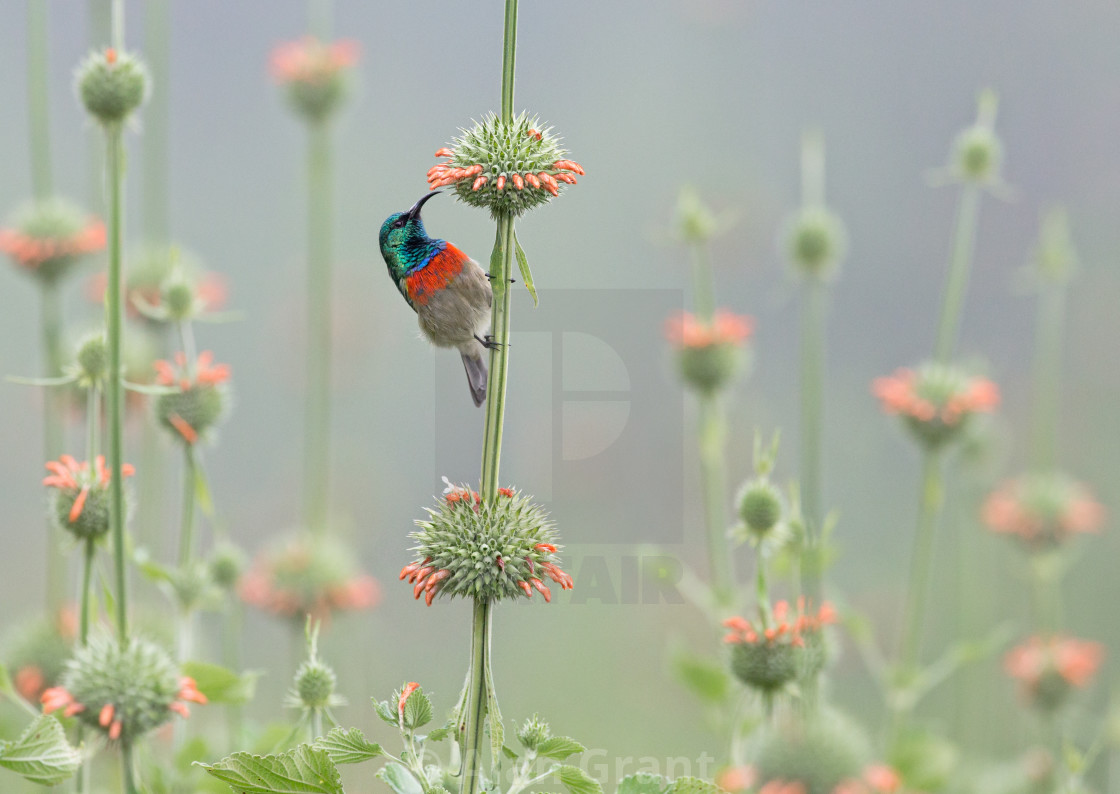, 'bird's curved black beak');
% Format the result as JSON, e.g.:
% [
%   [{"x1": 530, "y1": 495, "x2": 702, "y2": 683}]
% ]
[{"x1": 406, "y1": 190, "x2": 440, "y2": 221}]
